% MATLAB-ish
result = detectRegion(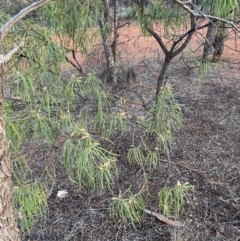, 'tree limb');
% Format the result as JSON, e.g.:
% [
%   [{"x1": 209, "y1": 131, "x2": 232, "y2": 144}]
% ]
[
  {"x1": 171, "y1": 4, "x2": 196, "y2": 57},
  {"x1": 0, "y1": 41, "x2": 24, "y2": 64},
  {"x1": 147, "y1": 27, "x2": 169, "y2": 54},
  {"x1": 172, "y1": 0, "x2": 240, "y2": 31},
  {"x1": 0, "y1": 0, "x2": 53, "y2": 41}
]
